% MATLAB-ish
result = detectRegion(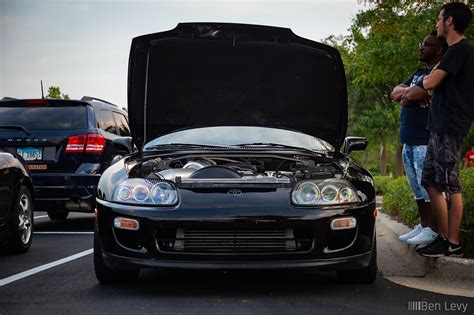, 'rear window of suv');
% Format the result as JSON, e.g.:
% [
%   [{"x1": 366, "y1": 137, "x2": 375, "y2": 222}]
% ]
[{"x1": 0, "y1": 106, "x2": 87, "y2": 131}]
